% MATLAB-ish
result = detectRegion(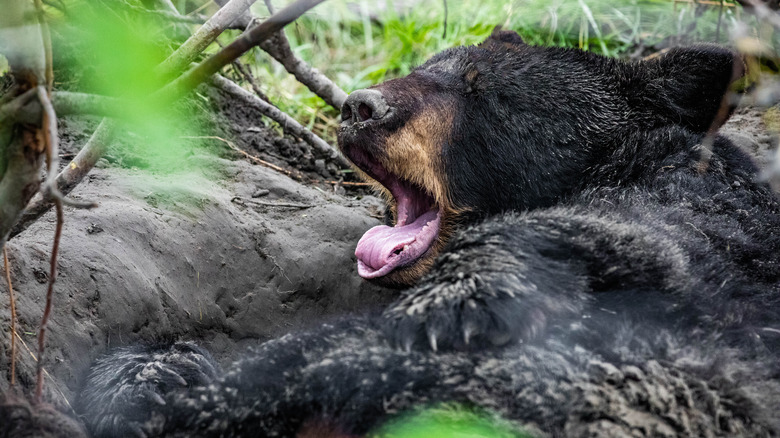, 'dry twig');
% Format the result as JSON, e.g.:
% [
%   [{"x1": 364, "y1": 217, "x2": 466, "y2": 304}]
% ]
[
  {"x1": 3, "y1": 247, "x2": 17, "y2": 386},
  {"x1": 212, "y1": 74, "x2": 348, "y2": 166},
  {"x1": 34, "y1": 200, "x2": 63, "y2": 405},
  {"x1": 184, "y1": 135, "x2": 368, "y2": 187},
  {"x1": 256, "y1": 18, "x2": 347, "y2": 108}
]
